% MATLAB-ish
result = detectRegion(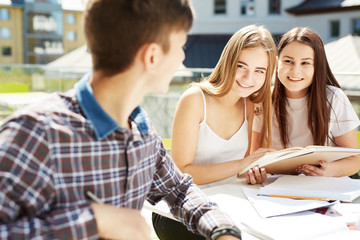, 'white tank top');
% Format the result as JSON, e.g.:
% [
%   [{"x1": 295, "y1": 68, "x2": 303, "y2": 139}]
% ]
[{"x1": 194, "y1": 89, "x2": 249, "y2": 188}]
